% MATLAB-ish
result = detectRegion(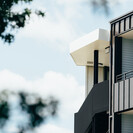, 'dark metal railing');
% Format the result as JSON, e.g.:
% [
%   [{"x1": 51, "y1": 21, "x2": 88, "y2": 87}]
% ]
[{"x1": 116, "y1": 70, "x2": 133, "y2": 82}]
